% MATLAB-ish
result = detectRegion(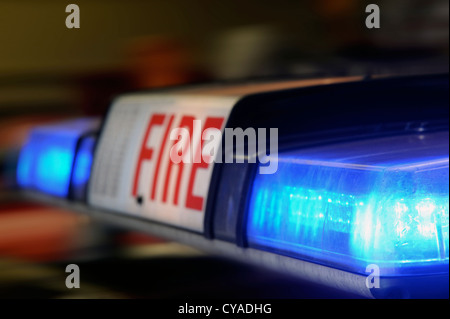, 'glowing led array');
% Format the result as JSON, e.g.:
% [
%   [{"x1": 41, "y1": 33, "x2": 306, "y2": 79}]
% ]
[{"x1": 247, "y1": 132, "x2": 449, "y2": 275}]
